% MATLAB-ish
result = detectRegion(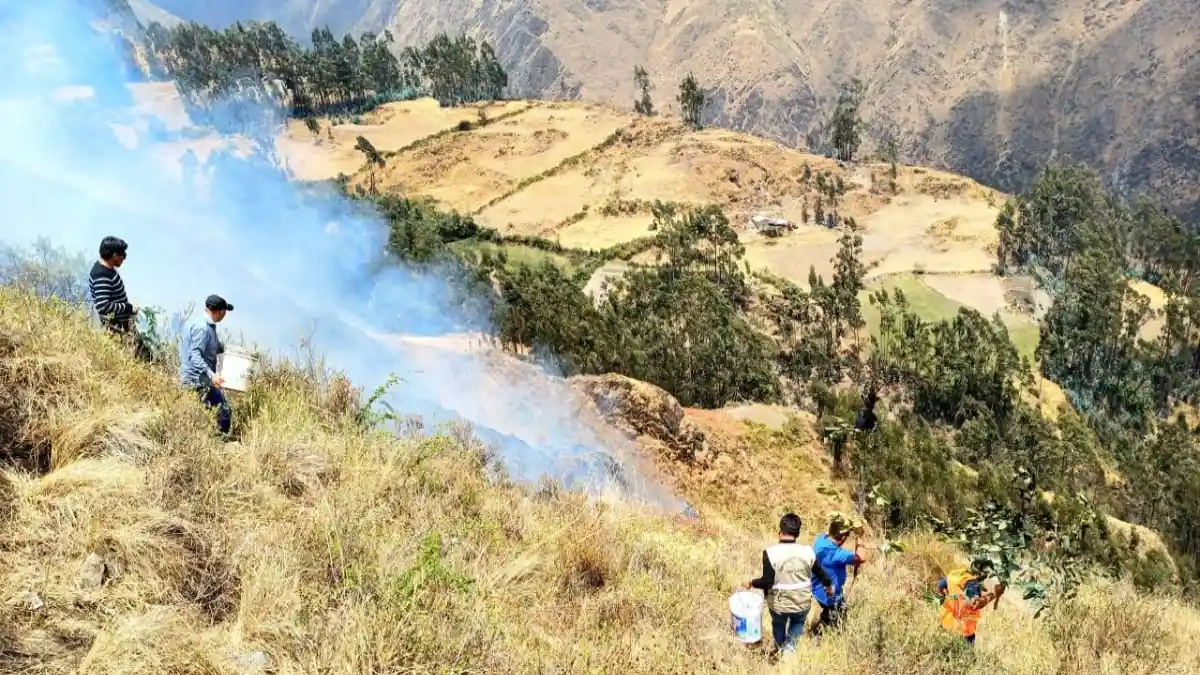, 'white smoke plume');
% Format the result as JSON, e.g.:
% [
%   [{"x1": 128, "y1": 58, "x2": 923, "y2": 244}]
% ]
[{"x1": 0, "y1": 0, "x2": 687, "y2": 512}]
